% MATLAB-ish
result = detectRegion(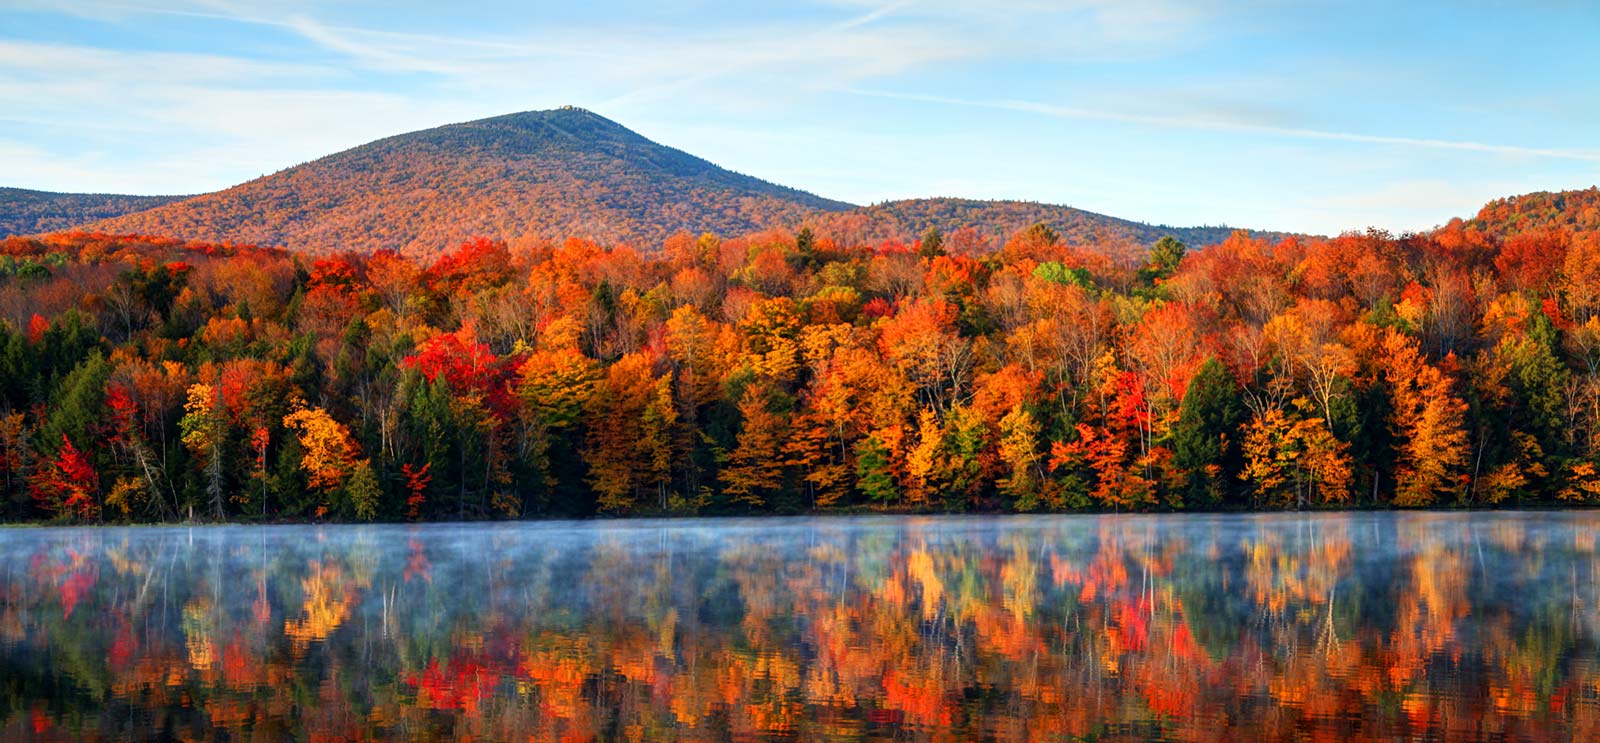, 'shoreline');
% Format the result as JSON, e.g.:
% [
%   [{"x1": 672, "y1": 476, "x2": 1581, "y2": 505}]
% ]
[{"x1": 5, "y1": 502, "x2": 1598, "y2": 529}]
